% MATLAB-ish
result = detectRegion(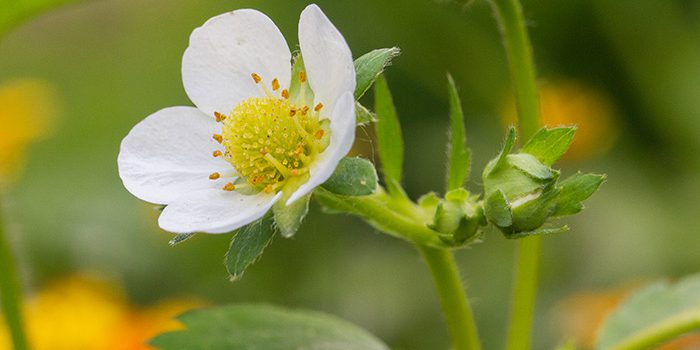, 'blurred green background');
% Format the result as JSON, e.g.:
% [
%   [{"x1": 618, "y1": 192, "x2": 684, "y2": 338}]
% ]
[{"x1": 1, "y1": 0, "x2": 700, "y2": 349}]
